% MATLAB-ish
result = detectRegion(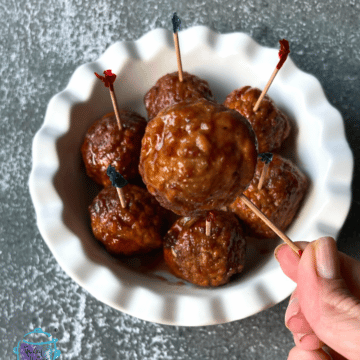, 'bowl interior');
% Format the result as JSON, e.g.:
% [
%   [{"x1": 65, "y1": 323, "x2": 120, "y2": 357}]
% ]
[{"x1": 31, "y1": 27, "x2": 353, "y2": 325}]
